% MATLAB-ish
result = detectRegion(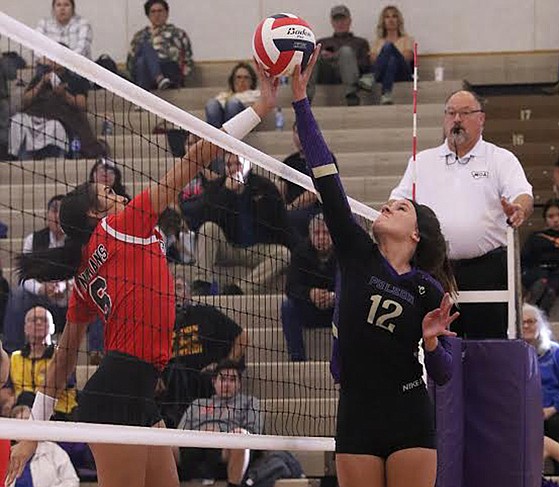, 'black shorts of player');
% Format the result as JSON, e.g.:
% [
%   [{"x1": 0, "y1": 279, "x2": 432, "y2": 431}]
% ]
[
  {"x1": 335, "y1": 386, "x2": 436, "y2": 459},
  {"x1": 78, "y1": 351, "x2": 162, "y2": 427}
]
